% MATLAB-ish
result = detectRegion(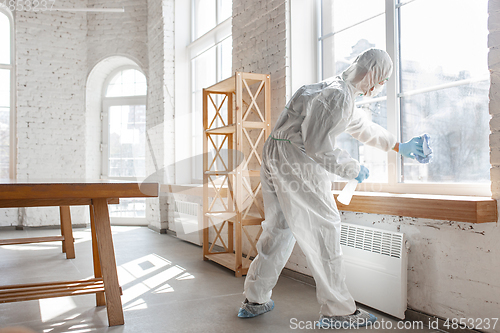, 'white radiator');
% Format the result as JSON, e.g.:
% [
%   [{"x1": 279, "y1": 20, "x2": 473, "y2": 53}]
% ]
[
  {"x1": 340, "y1": 222, "x2": 409, "y2": 319},
  {"x1": 174, "y1": 201, "x2": 202, "y2": 246}
]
